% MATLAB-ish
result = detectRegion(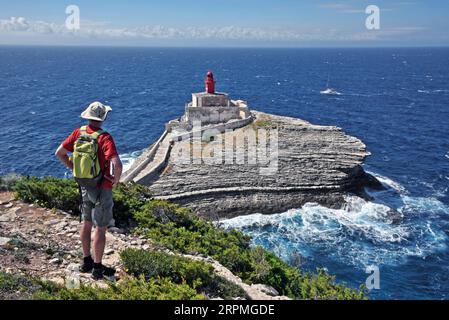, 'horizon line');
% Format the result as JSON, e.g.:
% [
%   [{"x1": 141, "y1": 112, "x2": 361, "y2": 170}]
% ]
[{"x1": 1, "y1": 43, "x2": 449, "y2": 50}]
